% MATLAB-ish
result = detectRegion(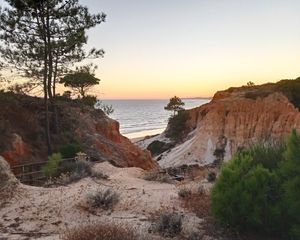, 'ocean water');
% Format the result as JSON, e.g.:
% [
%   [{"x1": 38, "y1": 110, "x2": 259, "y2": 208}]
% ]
[{"x1": 102, "y1": 99, "x2": 210, "y2": 139}]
